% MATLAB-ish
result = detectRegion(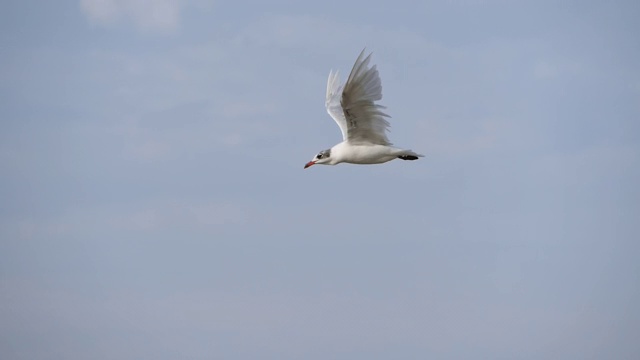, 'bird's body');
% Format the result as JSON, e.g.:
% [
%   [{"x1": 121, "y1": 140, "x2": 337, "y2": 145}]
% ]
[
  {"x1": 305, "y1": 49, "x2": 423, "y2": 169},
  {"x1": 326, "y1": 142, "x2": 417, "y2": 165}
]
